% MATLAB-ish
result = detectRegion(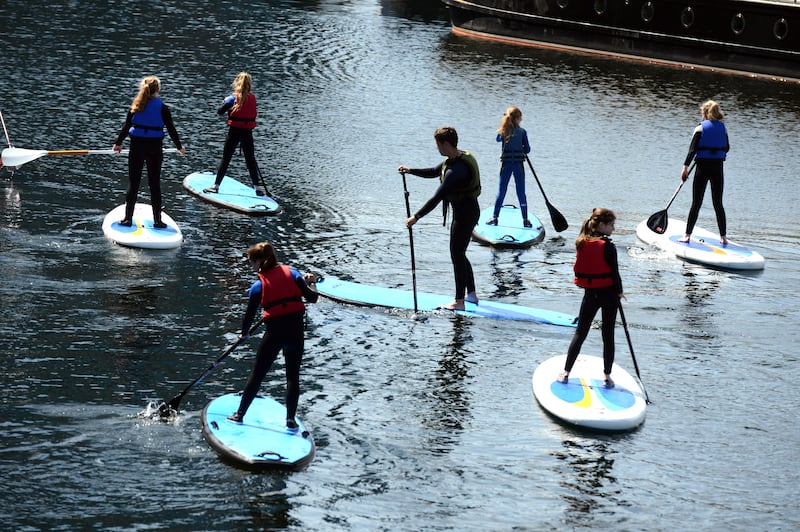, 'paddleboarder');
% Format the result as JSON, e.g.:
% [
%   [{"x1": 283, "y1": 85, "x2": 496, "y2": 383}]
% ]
[
  {"x1": 399, "y1": 126, "x2": 481, "y2": 311},
  {"x1": 487, "y1": 106, "x2": 531, "y2": 228},
  {"x1": 113, "y1": 76, "x2": 186, "y2": 228},
  {"x1": 227, "y1": 241, "x2": 318, "y2": 430},
  {"x1": 203, "y1": 72, "x2": 266, "y2": 196},
  {"x1": 558, "y1": 208, "x2": 624, "y2": 388},
  {"x1": 678, "y1": 99, "x2": 730, "y2": 245}
]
